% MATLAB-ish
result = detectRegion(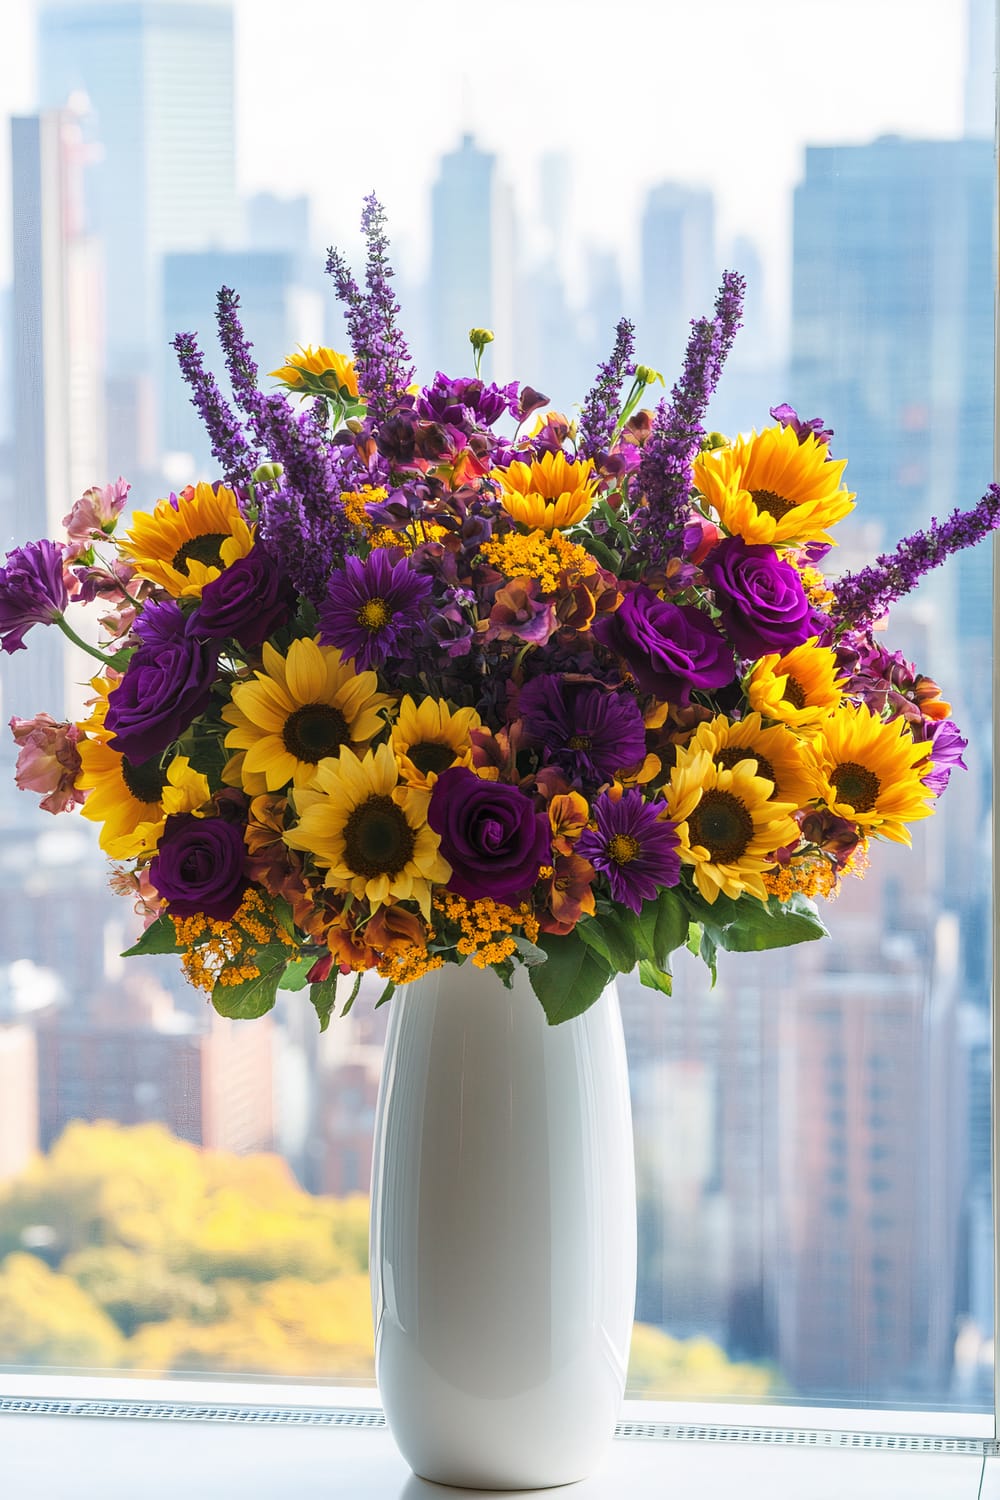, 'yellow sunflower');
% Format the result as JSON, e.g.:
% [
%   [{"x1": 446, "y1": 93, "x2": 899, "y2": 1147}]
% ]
[
  {"x1": 222, "y1": 637, "x2": 391, "y2": 793},
  {"x1": 391, "y1": 696, "x2": 483, "y2": 790},
  {"x1": 491, "y1": 451, "x2": 597, "y2": 533},
  {"x1": 666, "y1": 750, "x2": 800, "y2": 904},
  {"x1": 746, "y1": 638, "x2": 846, "y2": 732},
  {"x1": 679, "y1": 712, "x2": 816, "y2": 809},
  {"x1": 692, "y1": 424, "x2": 855, "y2": 548},
  {"x1": 285, "y1": 742, "x2": 451, "y2": 918},
  {"x1": 804, "y1": 703, "x2": 933, "y2": 845},
  {"x1": 270, "y1": 345, "x2": 359, "y2": 401},
  {"x1": 77, "y1": 748, "x2": 210, "y2": 859},
  {"x1": 120, "y1": 482, "x2": 254, "y2": 598}
]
